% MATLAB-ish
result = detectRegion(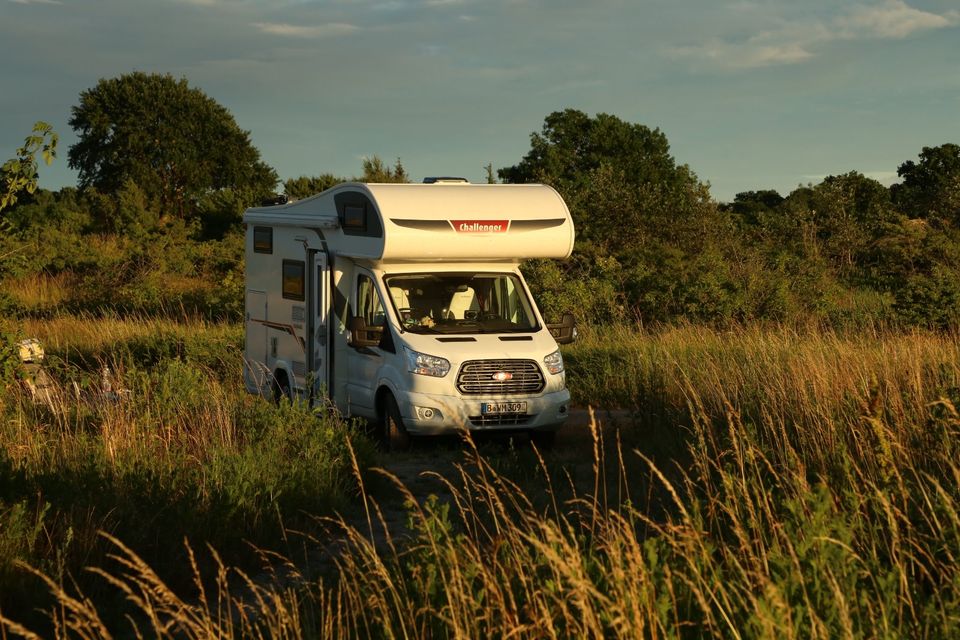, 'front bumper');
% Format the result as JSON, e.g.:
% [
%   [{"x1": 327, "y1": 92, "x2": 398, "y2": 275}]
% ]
[{"x1": 398, "y1": 387, "x2": 571, "y2": 435}]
